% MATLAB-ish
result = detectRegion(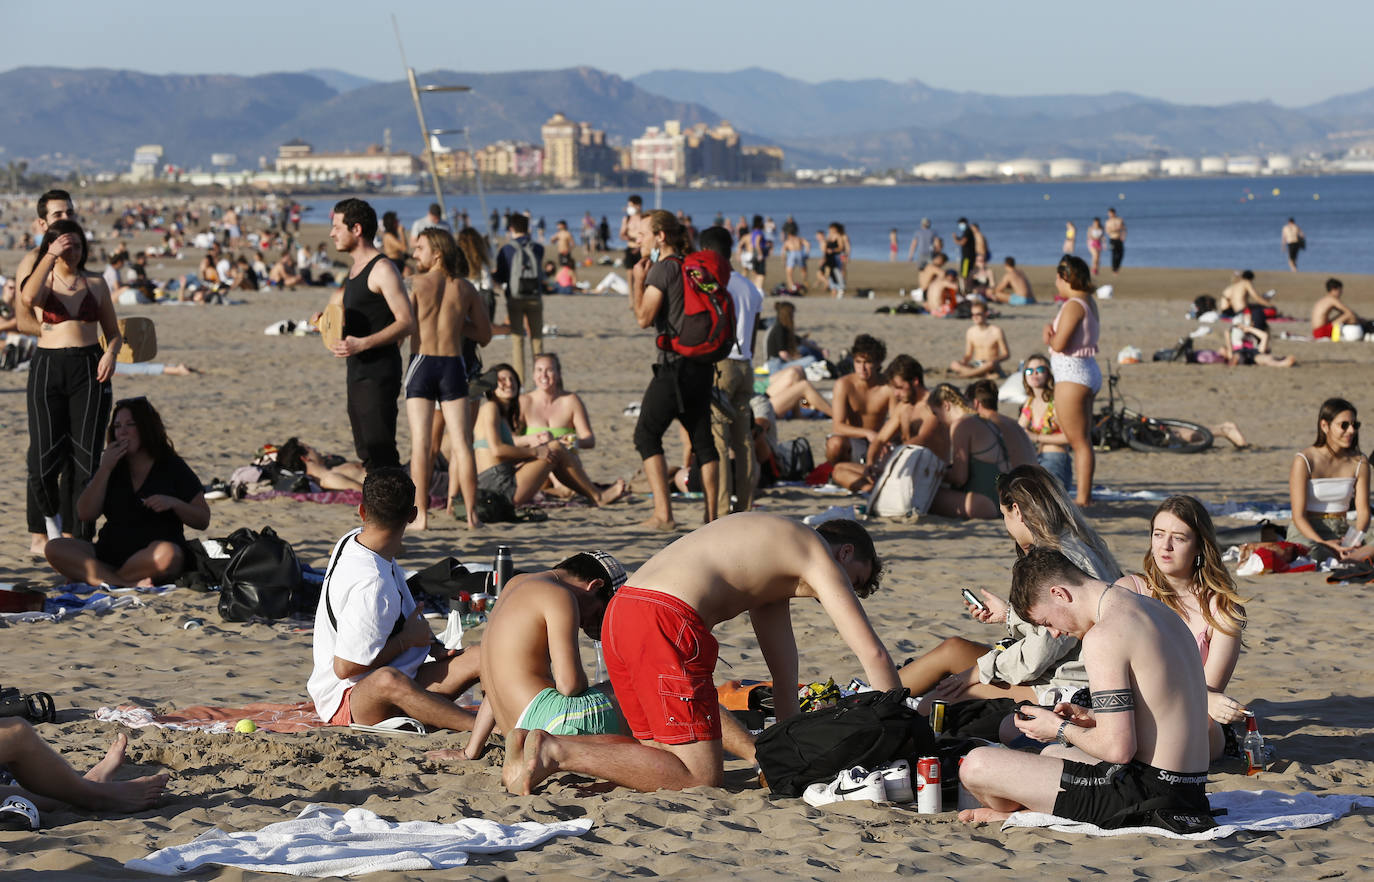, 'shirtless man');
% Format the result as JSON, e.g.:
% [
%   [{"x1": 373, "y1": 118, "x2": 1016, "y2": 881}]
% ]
[
  {"x1": 1310, "y1": 277, "x2": 1363, "y2": 338},
  {"x1": 949, "y1": 303, "x2": 1010, "y2": 379},
  {"x1": 550, "y1": 220, "x2": 576, "y2": 268},
  {"x1": 1105, "y1": 208, "x2": 1126, "y2": 274},
  {"x1": 429, "y1": 551, "x2": 629, "y2": 763},
  {"x1": 958, "y1": 548, "x2": 1213, "y2": 830},
  {"x1": 504, "y1": 514, "x2": 901, "y2": 794},
  {"x1": 0, "y1": 723, "x2": 167, "y2": 818},
  {"x1": 831, "y1": 355, "x2": 944, "y2": 491},
  {"x1": 1219, "y1": 270, "x2": 1262, "y2": 316},
  {"x1": 991, "y1": 257, "x2": 1034, "y2": 304},
  {"x1": 916, "y1": 252, "x2": 949, "y2": 298},
  {"x1": 966, "y1": 379, "x2": 1037, "y2": 469},
  {"x1": 825, "y1": 334, "x2": 892, "y2": 464},
  {"x1": 1281, "y1": 217, "x2": 1304, "y2": 272},
  {"x1": 404, "y1": 228, "x2": 492, "y2": 529},
  {"x1": 520, "y1": 352, "x2": 626, "y2": 505},
  {"x1": 618, "y1": 195, "x2": 647, "y2": 268}
]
